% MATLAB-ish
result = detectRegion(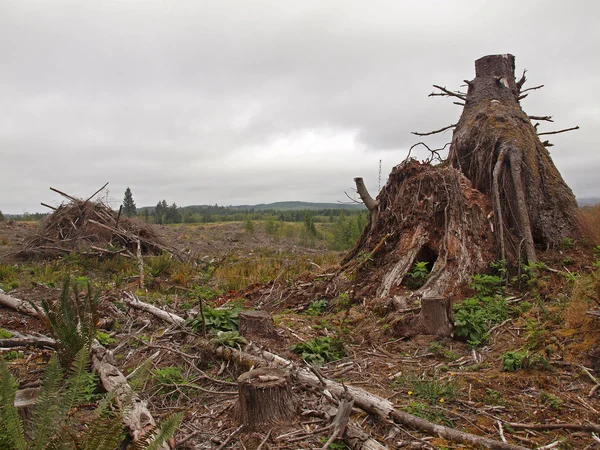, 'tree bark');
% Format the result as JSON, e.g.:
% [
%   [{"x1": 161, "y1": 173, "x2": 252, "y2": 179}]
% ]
[
  {"x1": 420, "y1": 296, "x2": 453, "y2": 336},
  {"x1": 236, "y1": 367, "x2": 297, "y2": 430},
  {"x1": 239, "y1": 310, "x2": 276, "y2": 338},
  {"x1": 354, "y1": 178, "x2": 378, "y2": 212},
  {"x1": 449, "y1": 54, "x2": 583, "y2": 261}
]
